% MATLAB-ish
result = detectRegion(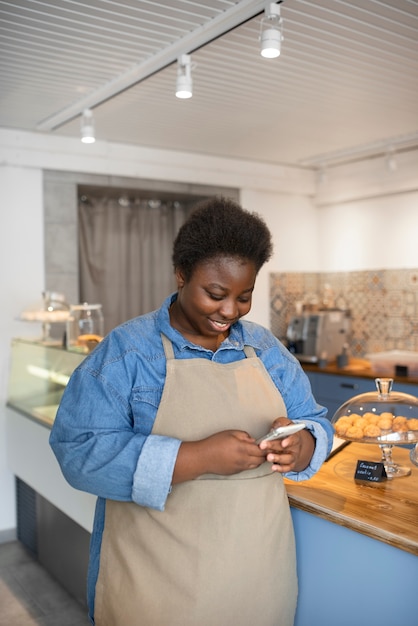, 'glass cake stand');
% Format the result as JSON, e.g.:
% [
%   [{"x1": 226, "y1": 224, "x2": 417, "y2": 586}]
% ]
[
  {"x1": 332, "y1": 378, "x2": 418, "y2": 478},
  {"x1": 410, "y1": 444, "x2": 418, "y2": 467}
]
